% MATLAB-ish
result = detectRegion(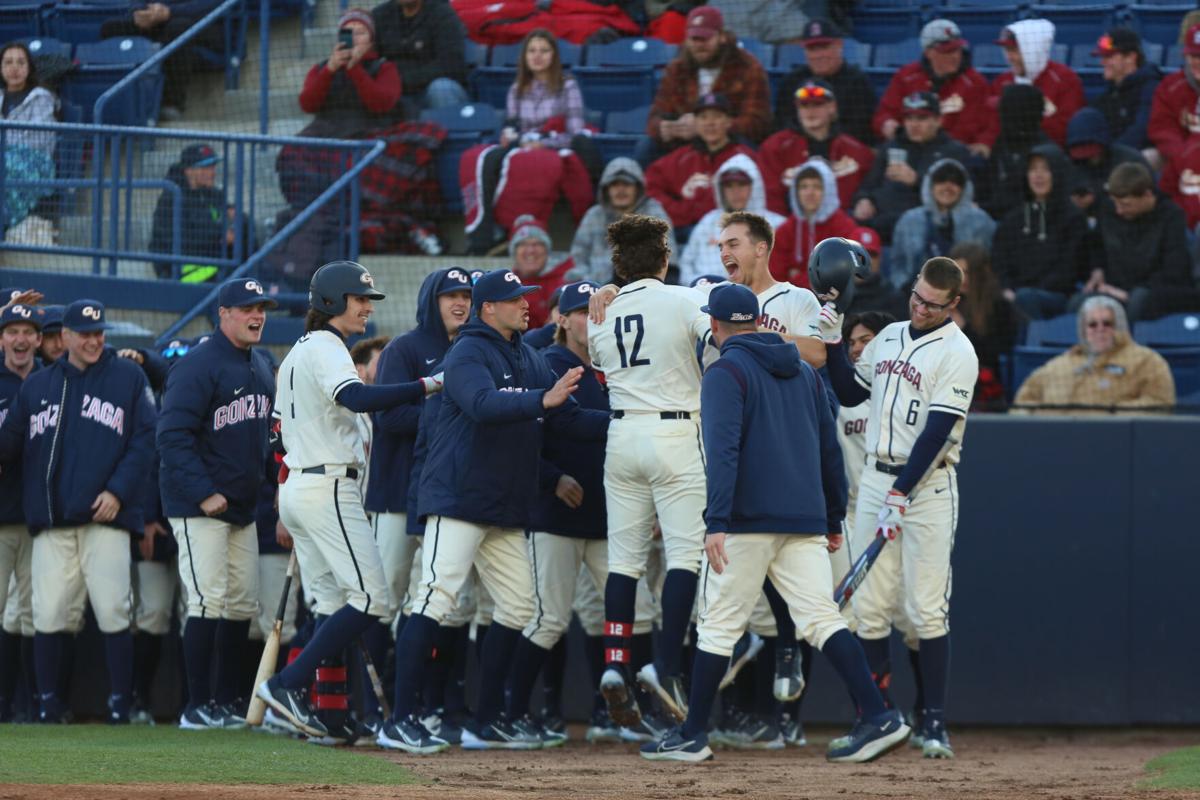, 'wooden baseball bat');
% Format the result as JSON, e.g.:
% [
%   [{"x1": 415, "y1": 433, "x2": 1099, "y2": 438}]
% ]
[
  {"x1": 357, "y1": 639, "x2": 391, "y2": 720},
  {"x1": 246, "y1": 549, "x2": 297, "y2": 726}
]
